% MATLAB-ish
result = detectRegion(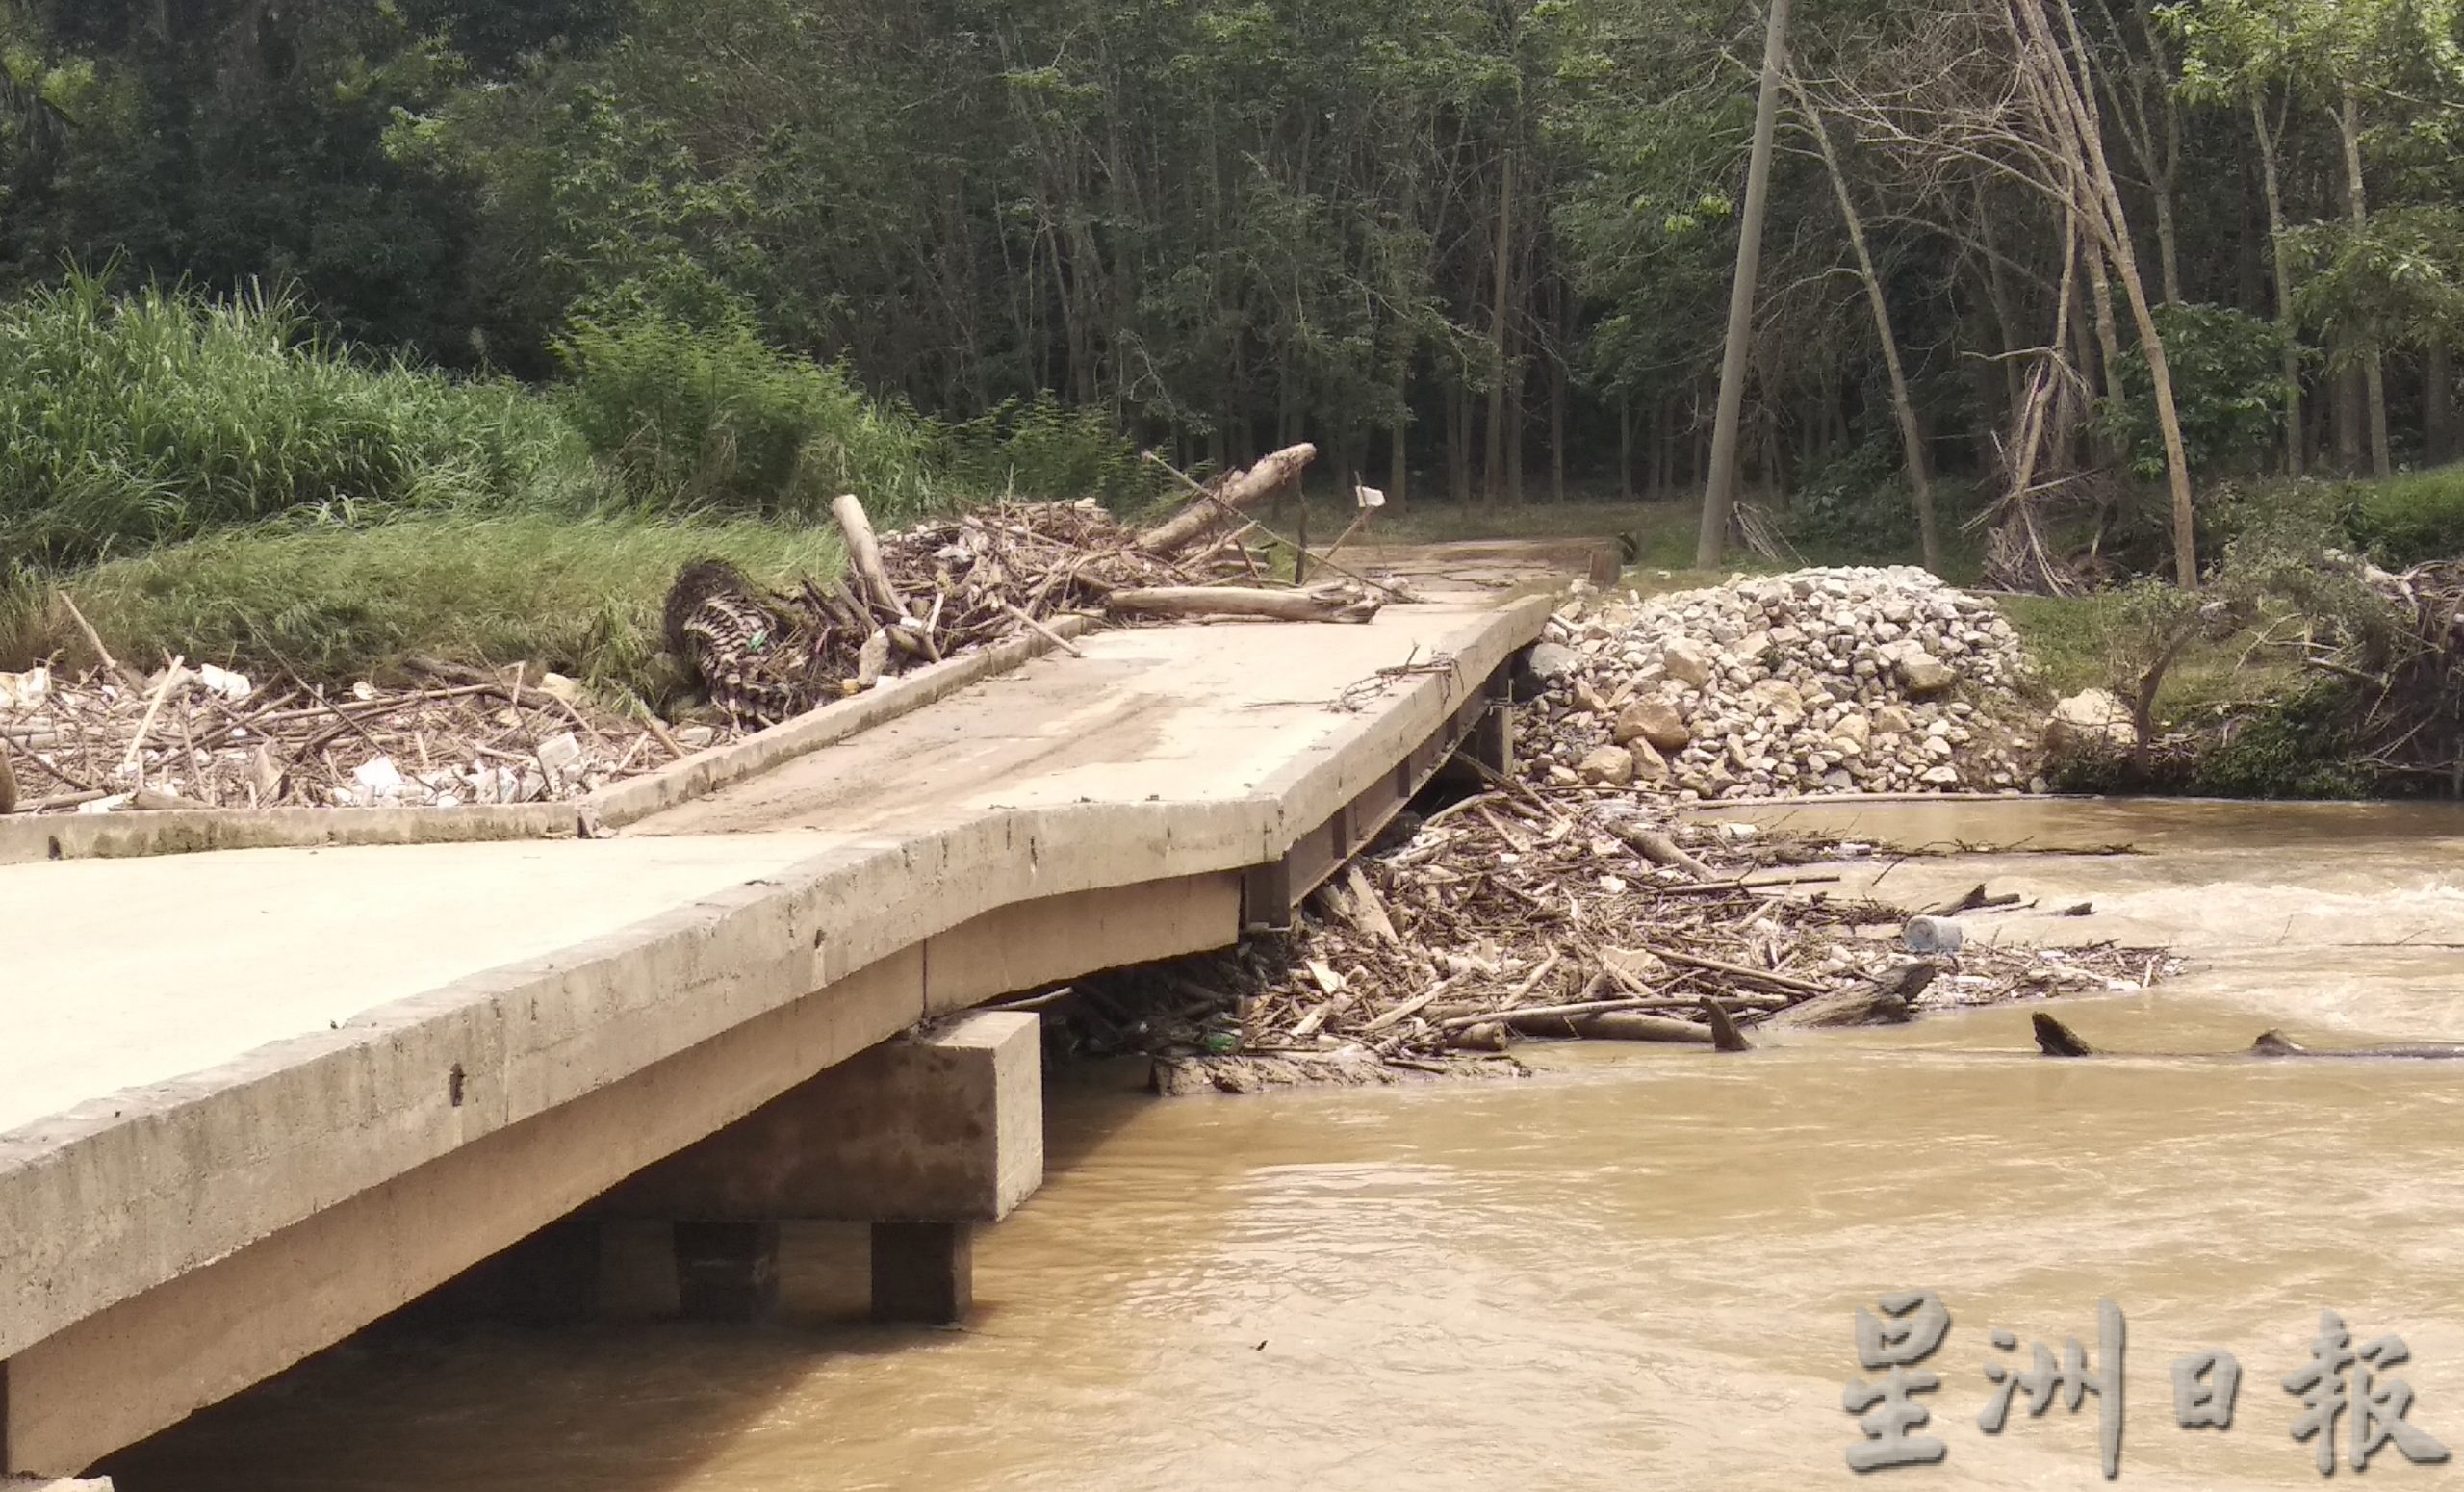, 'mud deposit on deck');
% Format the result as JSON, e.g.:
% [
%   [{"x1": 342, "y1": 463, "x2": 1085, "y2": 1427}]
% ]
[{"x1": 107, "y1": 801, "x2": 2464, "y2": 1491}]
